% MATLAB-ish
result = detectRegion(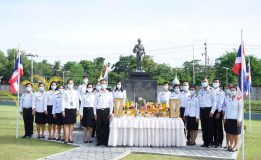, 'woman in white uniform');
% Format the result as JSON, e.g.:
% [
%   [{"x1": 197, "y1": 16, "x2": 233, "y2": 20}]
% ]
[
  {"x1": 224, "y1": 86, "x2": 242, "y2": 152},
  {"x1": 32, "y1": 82, "x2": 47, "y2": 139},
  {"x1": 61, "y1": 79, "x2": 79, "y2": 144},
  {"x1": 45, "y1": 81, "x2": 58, "y2": 140},
  {"x1": 184, "y1": 85, "x2": 199, "y2": 145},
  {"x1": 170, "y1": 84, "x2": 180, "y2": 99},
  {"x1": 112, "y1": 81, "x2": 127, "y2": 105},
  {"x1": 80, "y1": 84, "x2": 95, "y2": 143},
  {"x1": 52, "y1": 85, "x2": 64, "y2": 141}
]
